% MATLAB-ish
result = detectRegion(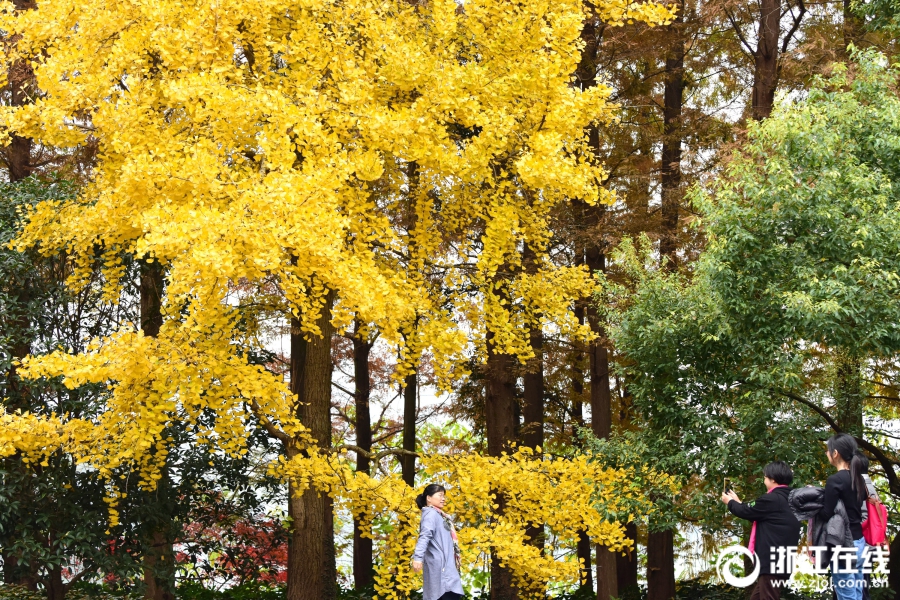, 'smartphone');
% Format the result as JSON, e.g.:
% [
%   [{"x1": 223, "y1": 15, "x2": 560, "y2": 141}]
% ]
[{"x1": 723, "y1": 478, "x2": 731, "y2": 493}]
